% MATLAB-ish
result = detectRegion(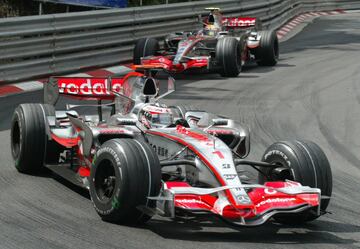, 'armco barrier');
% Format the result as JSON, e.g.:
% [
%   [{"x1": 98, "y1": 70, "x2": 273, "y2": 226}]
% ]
[{"x1": 0, "y1": 0, "x2": 359, "y2": 83}]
